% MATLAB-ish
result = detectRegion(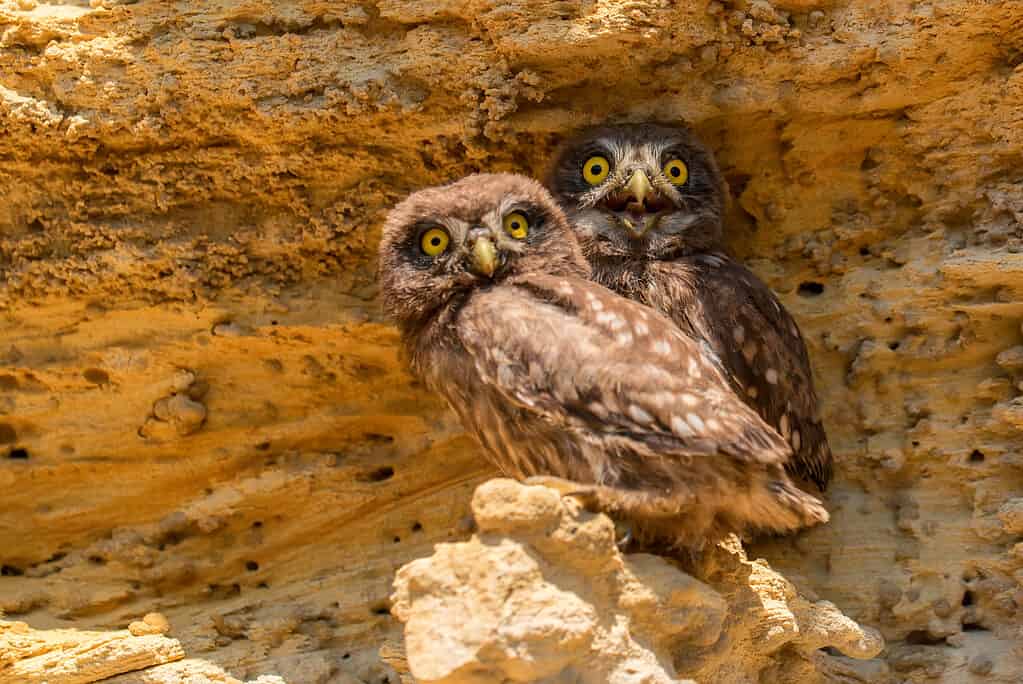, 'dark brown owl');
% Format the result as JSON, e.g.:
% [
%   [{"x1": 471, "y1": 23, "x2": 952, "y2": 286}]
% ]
[
  {"x1": 546, "y1": 123, "x2": 833, "y2": 494},
  {"x1": 378, "y1": 173, "x2": 827, "y2": 548}
]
